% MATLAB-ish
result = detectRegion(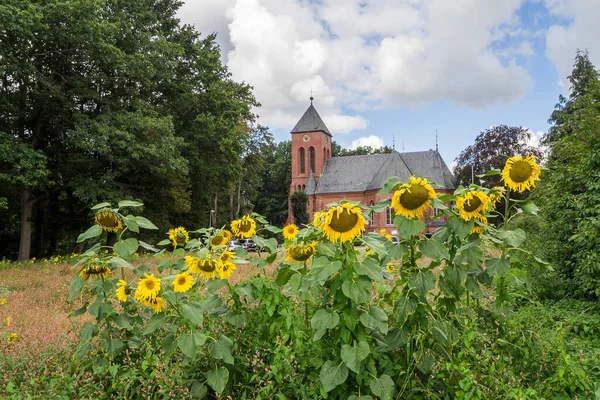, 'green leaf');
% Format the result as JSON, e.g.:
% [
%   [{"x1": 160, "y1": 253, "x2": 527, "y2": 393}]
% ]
[
  {"x1": 201, "y1": 294, "x2": 223, "y2": 312},
  {"x1": 311, "y1": 257, "x2": 342, "y2": 283},
  {"x1": 177, "y1": 332, "x2": 206, "y2": 359},
  {"x1": 320, "y1": 360, "x2": 349, "y2": 392},
  {"x1": 316, "y1": 242, "x2": 336, "y2": 258},
  {"x1": 114, "y1": 313, "x2": 133, "y2": 330},
  {"x1": 206, "y1": 367, "x2": 229, "y2": 394},
  {"x1": 275, "y1": 266, "x2": 297, "y2": 287},
  {"x1": 393, "y1": 215, "x2": 425, "y2": 238},
  {"x1": 394, "y1": 296, "x2": 417, "y2": 324},
  {"x1": 143, "y1": 313, "x2": 167, "y2": 335},
  {"x1": 446, "y1": 263, "x2": 466, "y2": 288},
  {"x1": 103, "y1": 338, "x2": 124, "y2": 358},
  {"x1": 91, "y1": 202, "x2": 111, "y2": 210},
  {"x1": 88, "y1": 301, "x2": 113, "y2": 322},
  {"x1": 476, "y1": 169, "x2": 501, "y2": 177},
  {"x1": 68, "y1": 276, "x2": 86, "y2": 302},
  {"x1": 377, "y1": 176, "x2": 402, "y2": 195},
  {"x1": 418, "y1": 238, "x2": 449, "y2": 259},
  {"x1": 263, "y1": 224, "x2": 282, "y2": 234},
  {"x1": 70, "y1": 303, "x2": 88, "y2": 317},
  {"x1": 457, "y1": 240, "x2": 484, "y2": 269},
  {"x1": 113, "y1": 238, "x2": 138, "y2": 258},
  {"x1": 77, "y1": 225, "x2": 103, "y2": 243},
  {"x1": 134, "y1": 216, "x2": 158, "y2": 230},
  {"x1": 173, "y1": 248, "x2": 185, "y2": 257},
  {"x1": 387, "y1": 243, "x2": 409, "y2": 260},
  {"x1": 181, "y1": 302, "x2": 204, "y2": 325},
  {"x1": 205, "y1": 279, "x2": 228, "y2": 293},
  {"x1": 409, "y1": 270, "x2": 436, "y2": 298},
  {"x1": 360, "y1": 306, "x2": 388, "y2": 334},
  {"x1": 486, "y1": 257, "x2": 510, "y2": 277},
  {"x1": 110, "y1": 256, "x2": 133, "y2": 269},
  {"x1": 448, "y1": 216, "x2": 474, "y2": 240},
  {"x1": 341, "y1": 341, "x2": 370, "y2": 373},
  {"x1": 163, "y1": 333, "x2": 177, "y2": 359},
  {"x1": 191, "y1": 382, "x2": 207, "y2": 399},
  {"x1": 354, "y1": 258, "x2": 383, "y2": 281},
  {"x1": 361, "y1": 235, "x2": 387, "y2": 255},
  {"x1": 369, "y1": 374, "x2": 395, "y2": 399},
  {"x1": 209, "y1": 336, "x2": 234, "y2": 364},
  {"x1": 495, "y1": 228, "x2": 526, "y2": 247},
  {"x1": 341, "y1": 277, "x2": 371, "y2": 304},
  {"x1": 118, "y1": 200, "x2": 144, "y2": 208},
  {"x1": 157, "y1": 239, "x2": 171, "y2": 246},
  {"x1": 124, "y1": 215, "x2": 139, "y2": 233},
  {"x1": 520, "y1": 200, "x2": 539, "y2": 215},
  {"x1": 138, "y1": 240, "x2": 158, "y2": 252},
  {"x1": 311, "y1": 309, "x2": 340, "y2": 341}
]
